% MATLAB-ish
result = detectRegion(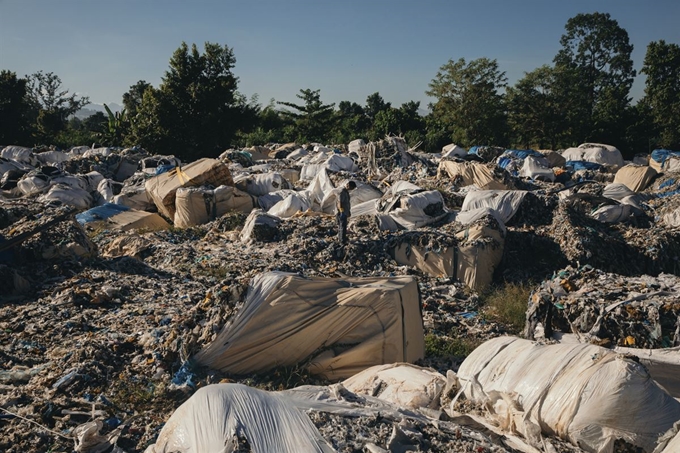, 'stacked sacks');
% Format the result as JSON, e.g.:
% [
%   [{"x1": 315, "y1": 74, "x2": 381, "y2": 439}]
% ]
[
  {"x1": 174, "y1": 185, "x2": 257, "y2": 228},
  {"x1": 145, "y1": 158, "x2": 233, "y2": 220}
]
